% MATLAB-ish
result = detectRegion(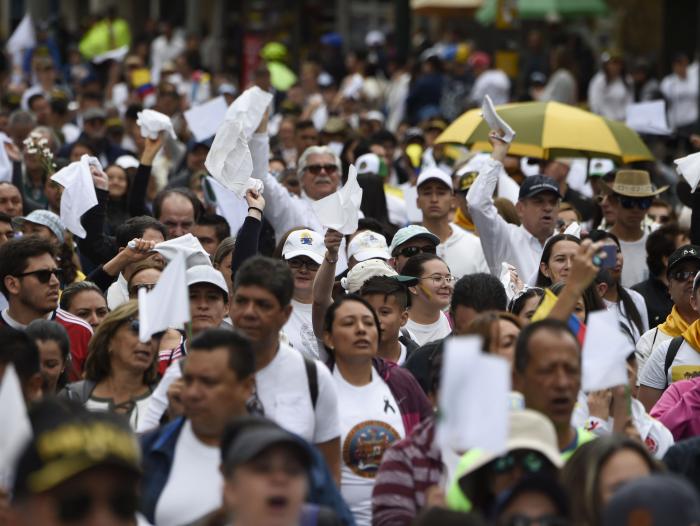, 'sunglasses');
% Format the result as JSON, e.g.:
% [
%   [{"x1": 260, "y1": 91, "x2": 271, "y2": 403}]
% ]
[
  {"x1": 501, "y1": 515, "x2": 569, "y2": 526},
  {"x1": 395, "y1": 245, "x2": 437, "y2": 258},
  {"x1": 669, "y1": 270, "x2": 697, "y2": 282},
  {"x1": 16, "y1": 268, "x2": 63, "y2": 283},
  {"x1": 616, "y1": 195, "x2": 653, "y2": 210},
  {"x1": 490, "y1": 451, "x2": 548, "y2": 475},
  {"x1": 287, "y1": 258, "x2": 320, "y2": 271},
  {"x1": 304, "y1": 164, "x2": 338, "y2": 175},
  {"x1": 56, "y1": 488, "x2": 138, "y2": 522}
]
